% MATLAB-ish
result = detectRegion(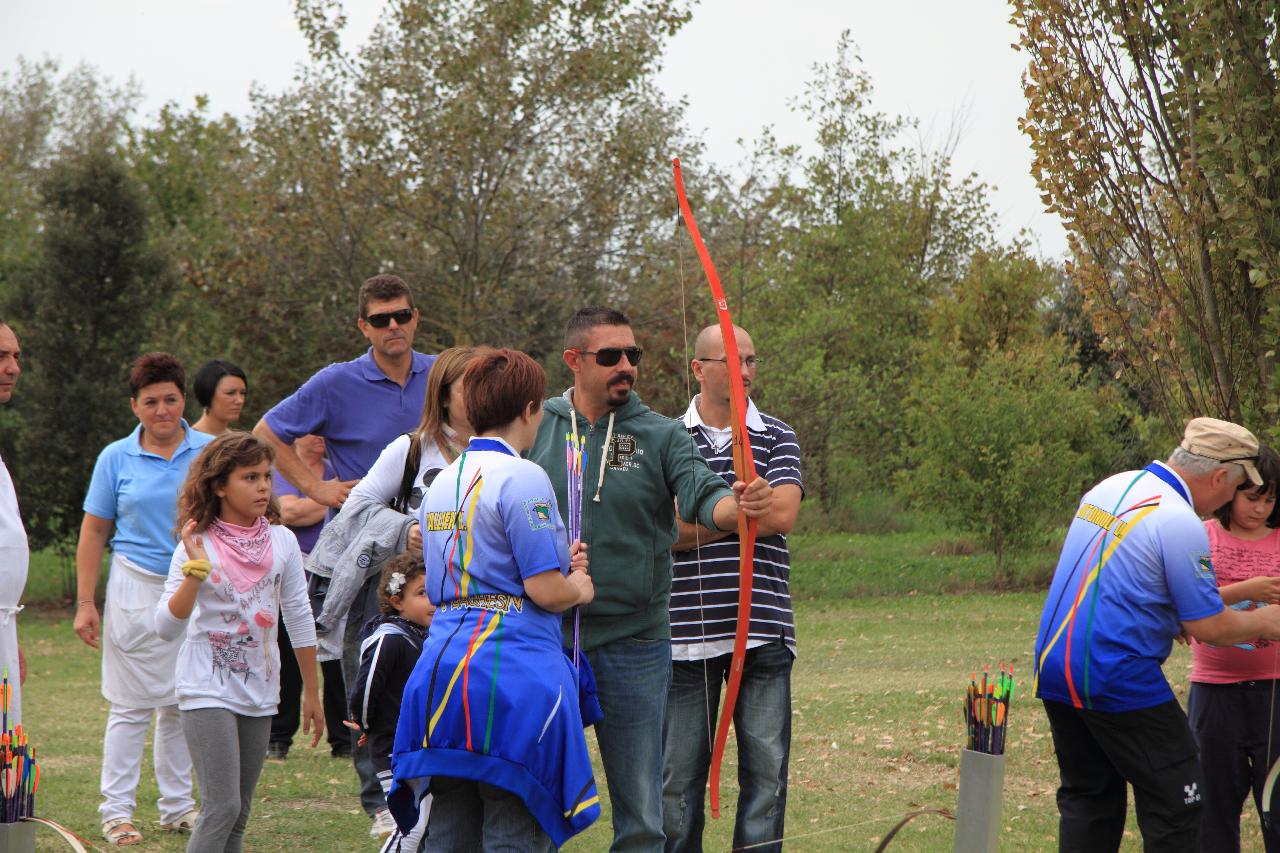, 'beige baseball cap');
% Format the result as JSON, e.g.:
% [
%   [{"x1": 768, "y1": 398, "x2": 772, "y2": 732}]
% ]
[{"x1": 1181, "y1": 417, "x2": 1263, "y2": 486}]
